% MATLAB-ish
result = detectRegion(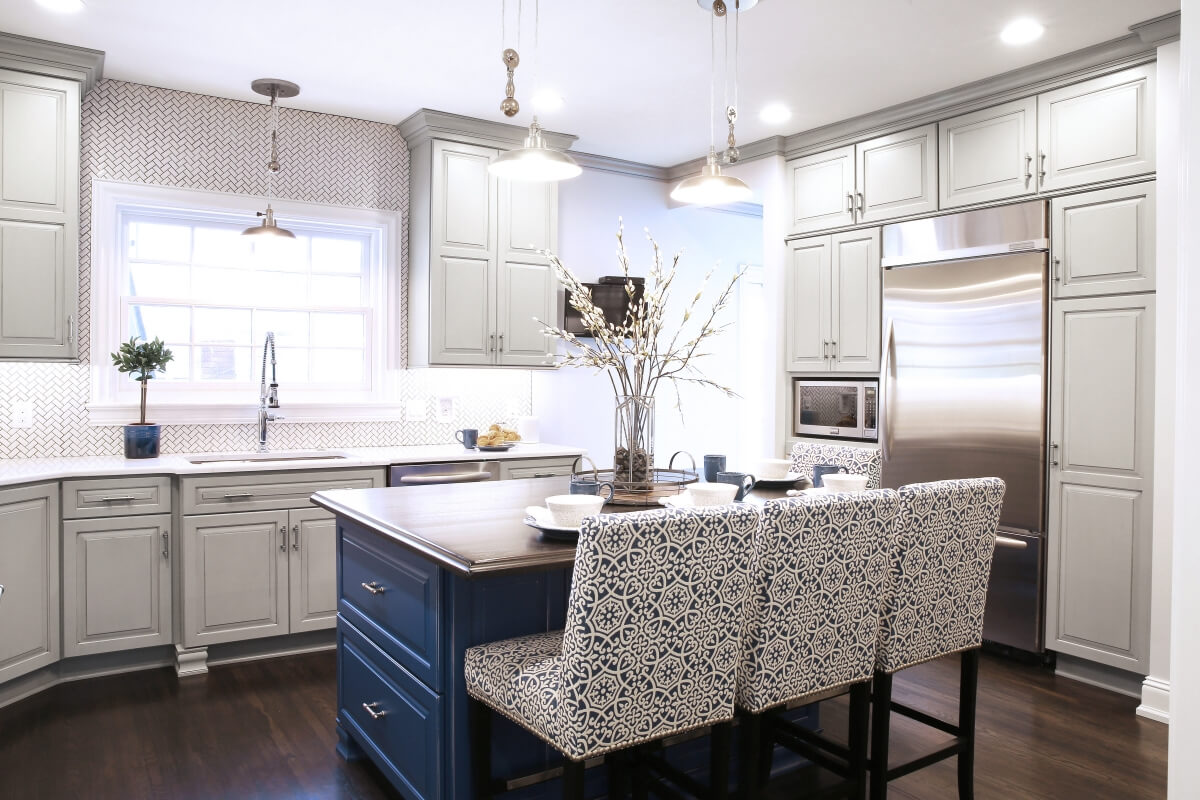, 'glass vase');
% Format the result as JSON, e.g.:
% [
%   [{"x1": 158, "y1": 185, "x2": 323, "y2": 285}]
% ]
[{"x1": 613, "y1": 395, "x2": 654, "y2": 485}]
